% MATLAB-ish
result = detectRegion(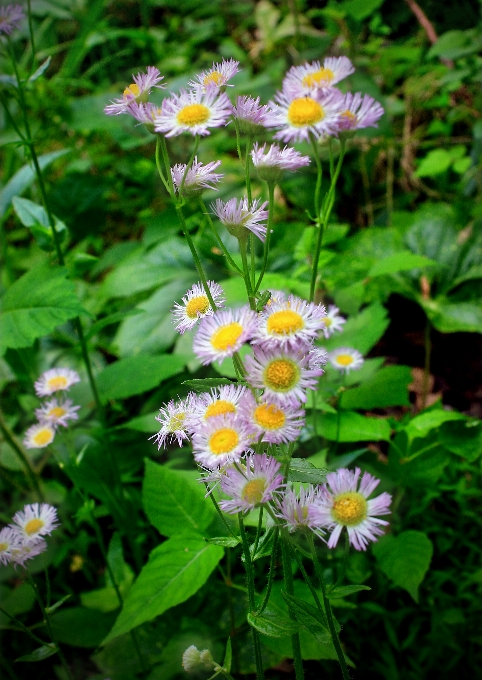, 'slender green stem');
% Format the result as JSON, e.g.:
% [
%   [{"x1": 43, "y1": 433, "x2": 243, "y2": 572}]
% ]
[
  {"x1": 198, "y1": 198, "x2": 243, "y2": 275},
  {"x1": 0, "y1": 94, "x2": 27, "y2": 141},
  {"x1": 155, "y1": 136, "x2": 170, "y2": 193},
  {"x1": 308, "y1": 534, "x2": 350, "y2": 680},
  {"x1": 333, "y1": 372, "x2": 346, "y2": 455},
  {"x1": 289, "y1": 540, "x2": 328, "y2": 627},
  {"x1": 26, "y1": 0, "x2": 36, "y2": 75},
  {"x1": 280, "y1": 532, "x2": 304, "y2": 679},
  {"x1": 244, "y1": 135, "x2": 257, "y2": 289},
  {"x1": 310, "y1": 134, "x2": 322, "y2": 217},
  {"x1": 239, "y1": 237, "x2": 256, "y2": 310},
  {"x1": 0, "y1": 412, "x2": 43, "y2": 500},
  {"x1": 422, "y1": 317, "x2": 431, "y2": 410},
  {"x1": 234, "y1": 120, "x2": 243, "y2": 165},
  {"x1": 232, "y1": 351, "x2": 246, "y2": 378},
  {"x1": 256, "y1": 527, "x2": 279, "y2": 615},
  {"x1": 179, "y1": 135, "x2": 200, "y2": 198},
  {"x1": 253, "y1": 507, "x2": 264, "y2": 555},
  {"x1": 254, "y1": 182, "x2": 275, "y2": 294},
  {"x1": 0, "y1": 604, "x2": 49, "y2": 646},
  {"x1": 238, "y1": 514, "x2": 265, "y2": 680},
  {"x1": 203, "y1": 481, "x2": 238, "y2": 538},
  {"x1": 329, "y1": 533, "x2": 350, "y2": 592},
  {"x1": 283, "y1": 441, "x2": 295, "y2": 480}
]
